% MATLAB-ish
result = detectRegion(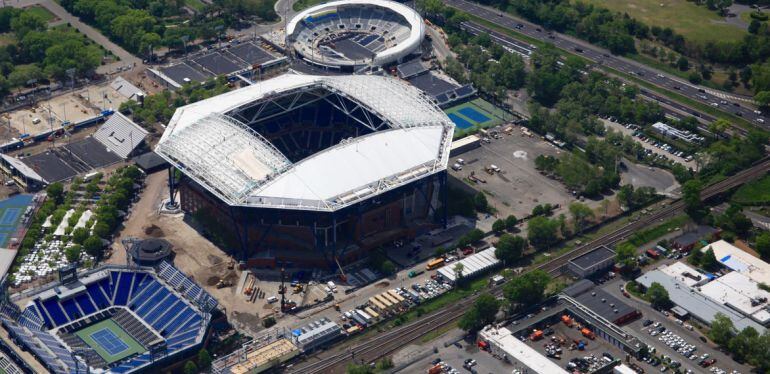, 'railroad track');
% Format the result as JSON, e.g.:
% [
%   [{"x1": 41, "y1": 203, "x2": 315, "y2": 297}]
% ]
[{"x1": 290, "y1": 157, "x2": 770, "y2": 374}]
